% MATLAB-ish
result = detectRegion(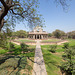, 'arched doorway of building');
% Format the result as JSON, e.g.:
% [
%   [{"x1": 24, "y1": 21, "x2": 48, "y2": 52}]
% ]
[{"x1": 37, "y1": 35, "x2": 39, "y2": 39}]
